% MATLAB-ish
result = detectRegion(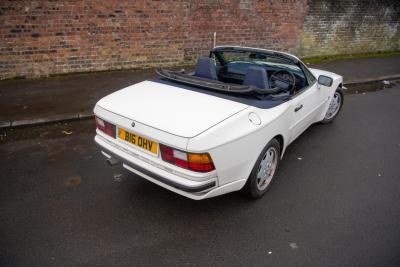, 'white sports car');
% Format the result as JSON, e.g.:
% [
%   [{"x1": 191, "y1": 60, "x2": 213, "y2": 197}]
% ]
[{"x1": 94, "y1": 46, "x2": 344, "y2": 200}]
